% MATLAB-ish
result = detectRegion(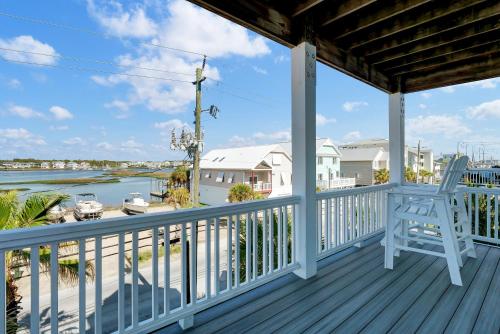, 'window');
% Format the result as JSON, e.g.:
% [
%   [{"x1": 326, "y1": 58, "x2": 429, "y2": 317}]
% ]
[
  {"x1": 272, "y1": 153, "x2": 282, "y2": 165},
  {"x1": 216, "y1": 172, "x2": 224, "y2": 183},
  {"x1": 318, "y1": 173, "x2": 323, "y2": 181},
  {"x1": 227, "y1": 173, "x2": 234, "y2": 183},
  {"x1": 318, "y1": 157, "x2": 323, "y2": 165},
  {"x1": 336, "y1": 171, "x2": 340, "y2": 178},
  {"x1": 205, "y1": 171, "x2": 211, "y2": 178},
  {"x1": 332, "y1": 157, "x2": 337, "y2": 164}
]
